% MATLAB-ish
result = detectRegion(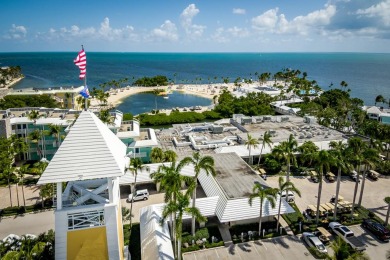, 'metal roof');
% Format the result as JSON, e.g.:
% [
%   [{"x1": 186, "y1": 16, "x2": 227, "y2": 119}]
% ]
[{"x1": 38, "y1": 110, "x2": 127, "y2": 184}]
